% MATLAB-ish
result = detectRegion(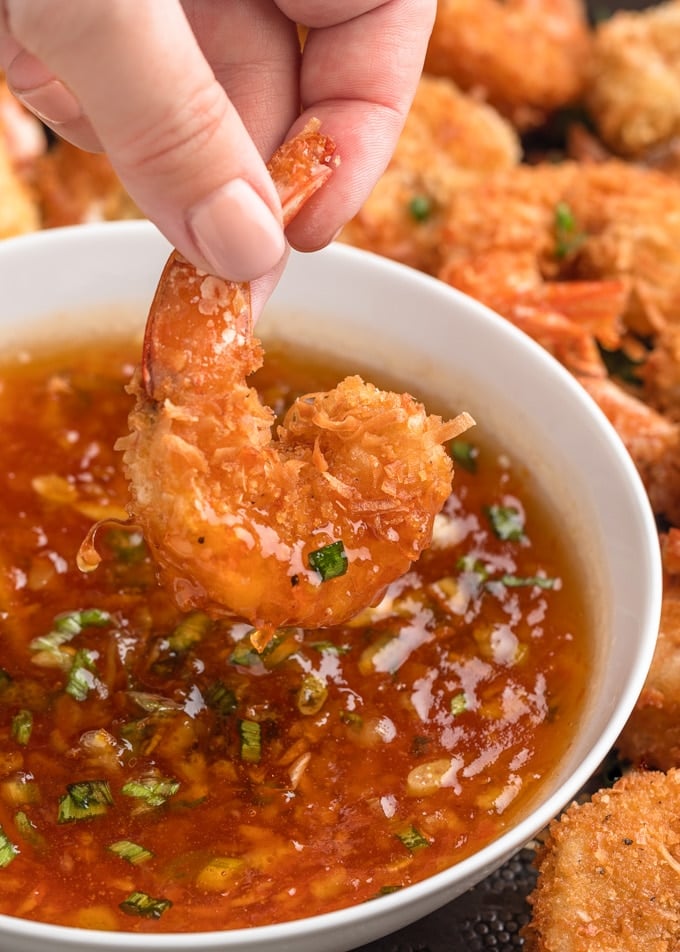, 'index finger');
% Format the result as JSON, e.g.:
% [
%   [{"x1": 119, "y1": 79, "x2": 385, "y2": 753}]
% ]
[{"x1": 277, "y1": 0, "x2": 436, "y2": 251}]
